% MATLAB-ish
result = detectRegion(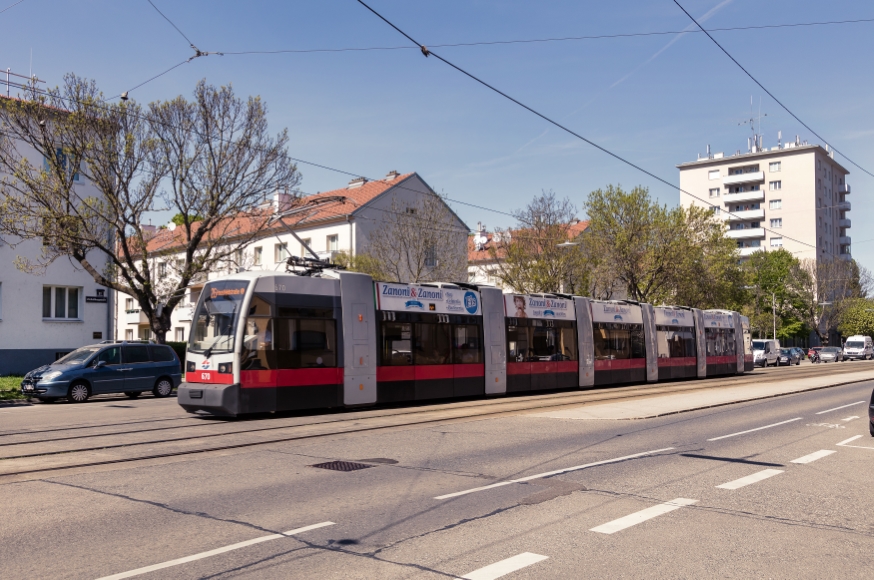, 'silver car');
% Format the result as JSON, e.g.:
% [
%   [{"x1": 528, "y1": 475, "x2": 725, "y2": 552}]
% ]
[{"x1": 819, "y1": 346, "x2": 844, "y2": 363}]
